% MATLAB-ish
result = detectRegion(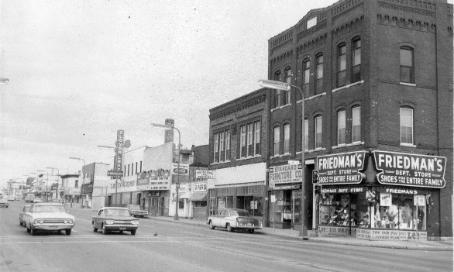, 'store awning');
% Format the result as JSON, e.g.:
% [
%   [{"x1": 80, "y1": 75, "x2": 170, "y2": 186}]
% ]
[{"x1": 190, "y1": 191, "x2": 207, "y2": 201}]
